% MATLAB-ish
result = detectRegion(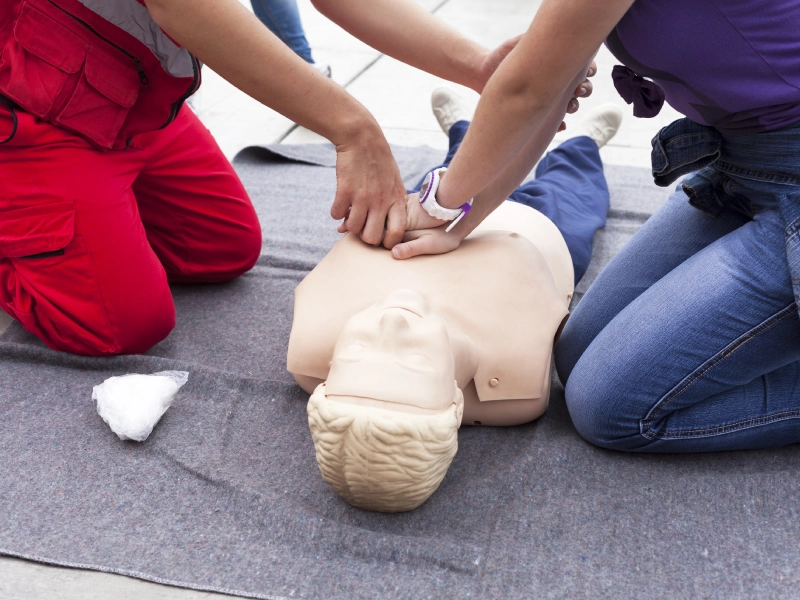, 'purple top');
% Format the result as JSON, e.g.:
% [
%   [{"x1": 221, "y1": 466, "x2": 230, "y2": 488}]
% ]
[{"x1": 606, "y1": 0, "x2": 800, "y2": 134}]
